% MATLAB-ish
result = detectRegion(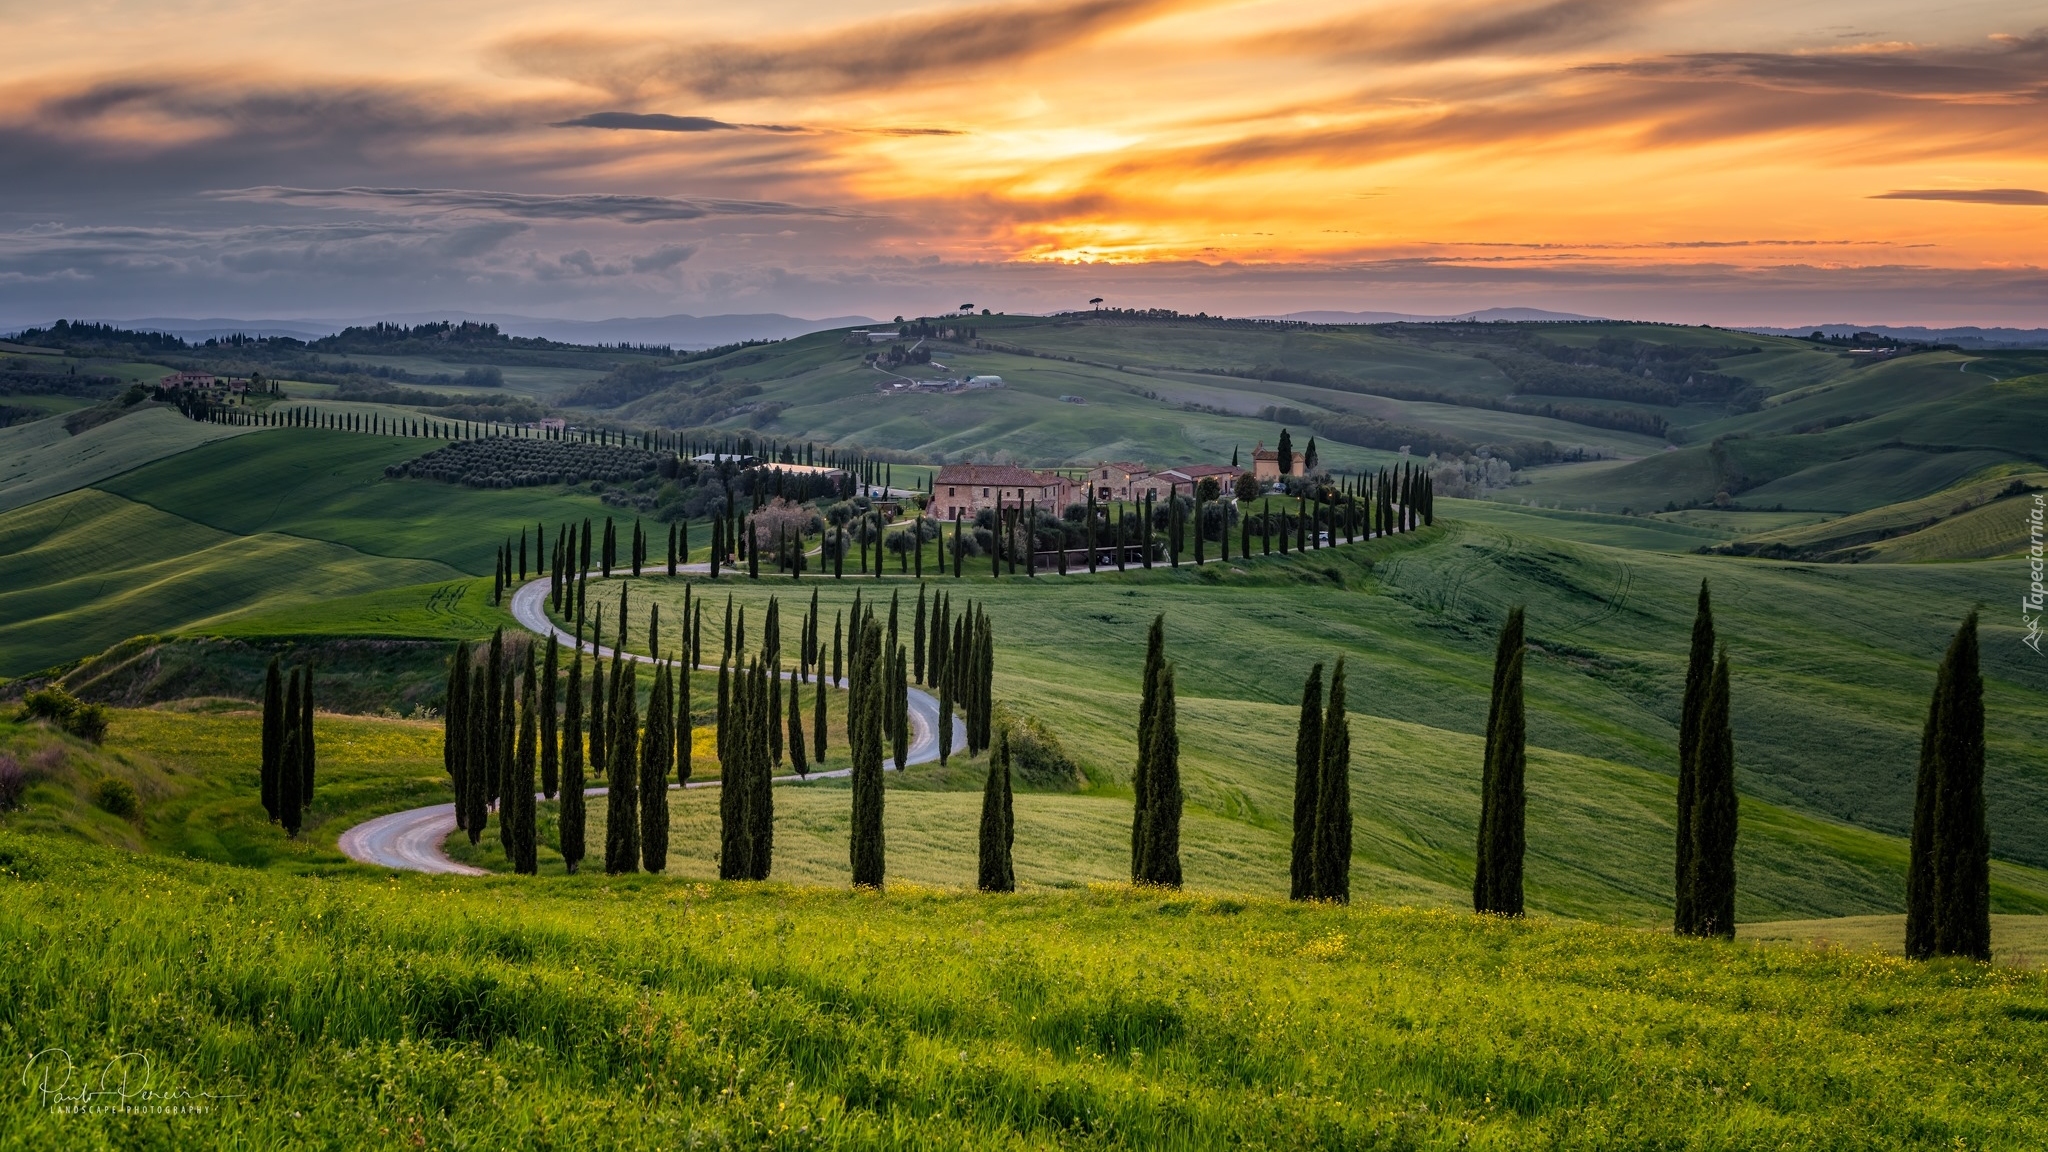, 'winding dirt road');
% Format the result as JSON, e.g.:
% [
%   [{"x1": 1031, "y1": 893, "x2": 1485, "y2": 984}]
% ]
[{"x1": 335, "y1": 573, "x2": 966, "y2": 873}]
